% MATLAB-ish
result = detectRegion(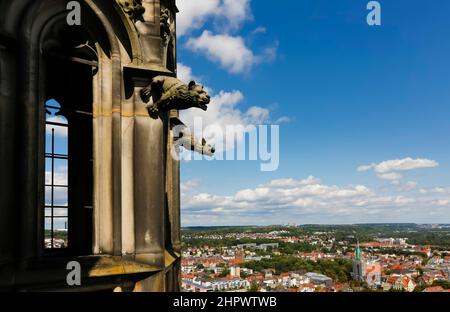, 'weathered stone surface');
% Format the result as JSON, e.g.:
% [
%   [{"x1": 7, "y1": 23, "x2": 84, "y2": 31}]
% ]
[
  {"x1": 0, "y1": 0, "x2": 186, "y2": 292},
  {"x1": 140, "y1": 76, "x2": 210, "y2": 118}
]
